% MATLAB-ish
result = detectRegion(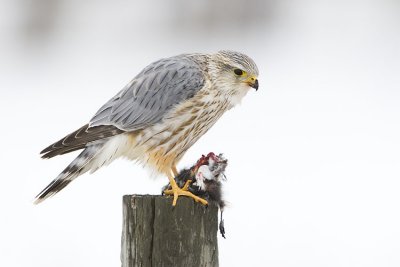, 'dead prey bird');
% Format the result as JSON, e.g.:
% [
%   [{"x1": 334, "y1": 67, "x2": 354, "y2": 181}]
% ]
[{"x1": 163, "y1": 152, "x2": 227, "y2": 238}]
